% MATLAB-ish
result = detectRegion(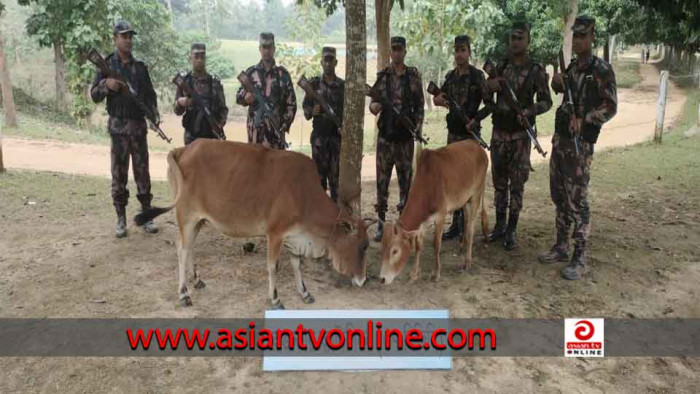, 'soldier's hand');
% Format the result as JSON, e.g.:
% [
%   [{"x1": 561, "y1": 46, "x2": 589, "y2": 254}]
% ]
[
  {"x1": 243, "y1": 92, "x2": 255, "y2": 105},
  {"x1": 551, "y1": 73, "x2": 564, "y2": 92},
  {"x1": 369, "y1": 102, "x2": 382, "y2": 115},
  {"x1": 517, "y1": 113, "x2": 529, "y2": 128},
  {"x1": 312, "y1": 104, "x2": 322, "y2": 116},
  {"x1": 486, "y1": 78, "x2": 502, "y2": 93},
  {"x1": 571, "y1": 117, "x2": 583, "y2": 136},
  {"x1": 105, "y1": 78, "x2": 126, "y2": 93},
  {"x1": 466, "y1": 118, "x2": 477, "y2": 131},
  {"x1": 433, "y1": 94, "x2": 448, "y2": 108},
  {"x1": 176, "y1": 97, "x2": 192, "y2": 108}
]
